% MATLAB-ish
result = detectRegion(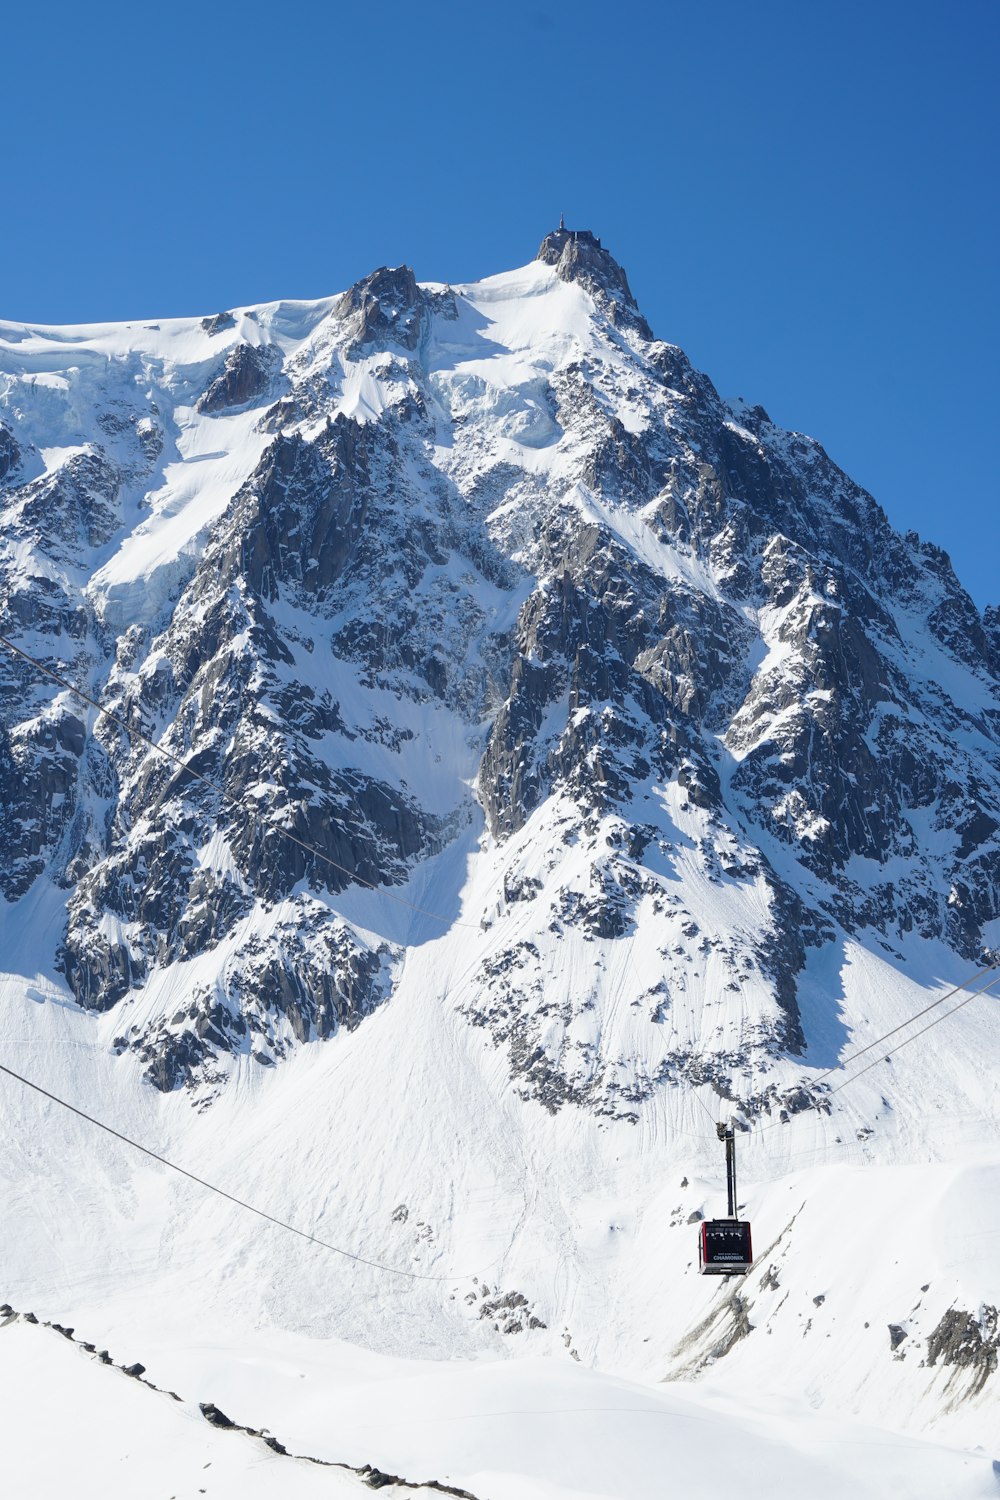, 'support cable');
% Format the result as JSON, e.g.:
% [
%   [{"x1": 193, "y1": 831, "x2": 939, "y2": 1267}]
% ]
[
  {"x1": 745, "y1": 962, "x2": 1000, "y2": 1140},
  {"x1": 688, "y1": 963, "x2": 1000, "y2": 1151},
  {"x1": 0, "y1": 1058, "x2": 482, "y2": 1283},
  {"x1": 794, "y1": 959, "x2": 999, "y2": 1095},
  {"x1": 825, "y1": 976, "x2": 1000, "y2": 1100}
]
